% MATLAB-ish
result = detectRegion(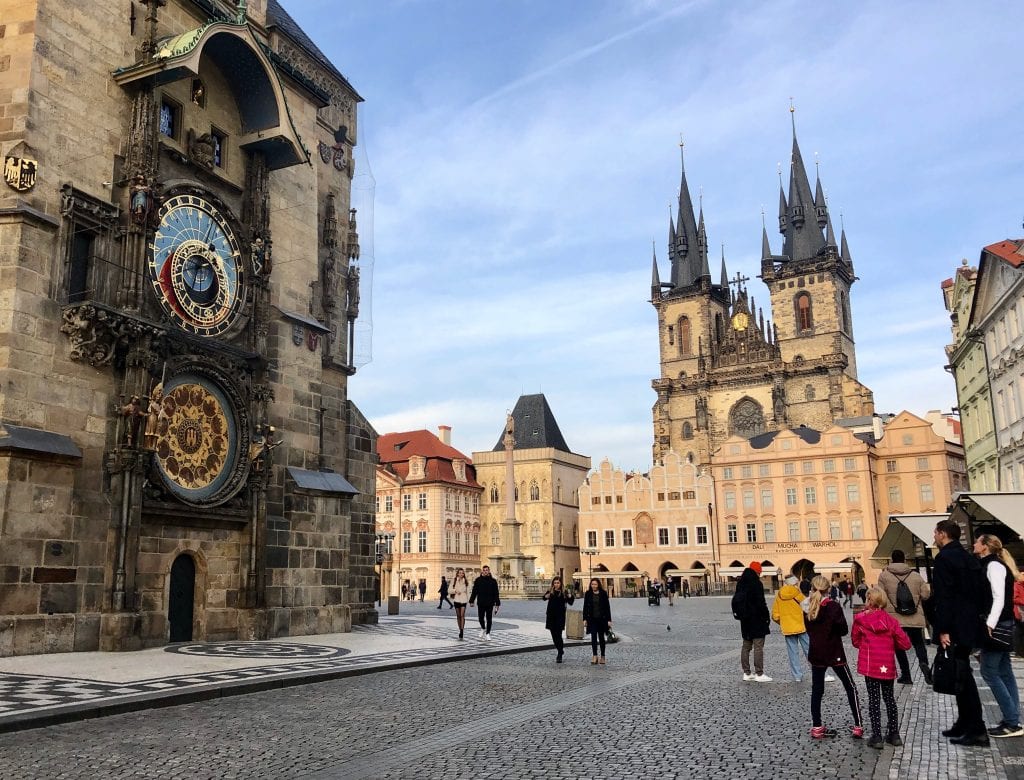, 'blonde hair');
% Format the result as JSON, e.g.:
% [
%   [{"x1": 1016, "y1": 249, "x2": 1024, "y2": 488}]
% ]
[
  {"x1": 977, "y1": 534, "x2": 1022, "y2": 579},
  {"x1": 865, "y1": 587, "x2": 889, "y2": 610},
  {"x1": 807, "y1": 575, "x2": 830, "y2": 620}
]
